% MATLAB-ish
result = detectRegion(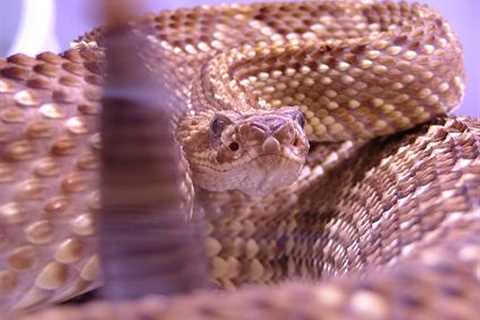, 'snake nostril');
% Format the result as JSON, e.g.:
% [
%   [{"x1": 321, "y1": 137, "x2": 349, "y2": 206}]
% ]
[
  {"x1": 293, "y1": 137, "x2": 299, "y2": 146},
  {"x1": 274, "y1": 124, "x2": 295, "y2": 145},
  {"x1": 229, "y1": 142, "x2": 240, "y2": 151}
]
